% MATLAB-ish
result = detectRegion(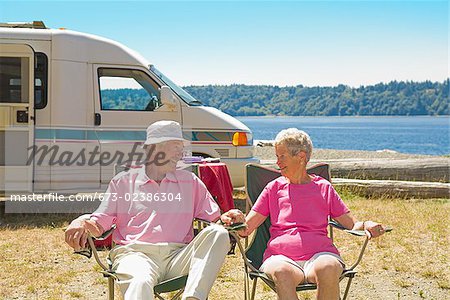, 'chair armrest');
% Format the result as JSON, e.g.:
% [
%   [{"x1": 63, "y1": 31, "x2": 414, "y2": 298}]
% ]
[
  {"x1": 329, "y1": 220, "x2": 393, "y2": 271},
  {"x1": 75, "y1": 224, "x2": 116, "y2": 257},
  {"x1": 194, "y1": 218, "x2": 247, "y2": 231},
  {"x1": 329, "y1": 220, "x2": 367, "y2": 237},
  {"x1": 75, "y1": 224, "x2": 117, "y2": 272},
  {"x1": 223, "y1": 222, "x2": 248, "y2": 232},
  {"x1": 96, "y1": 224, "x2": 117, "y2": 241},
  {"x1": 329, "y1": 219, "x2": 347, "y2": 230},
  {"x1": 329, "y1": 220, "x2": 393, "y2": 236}
]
